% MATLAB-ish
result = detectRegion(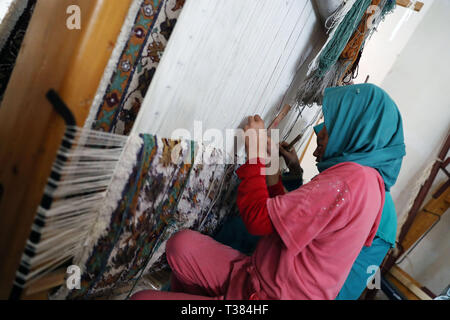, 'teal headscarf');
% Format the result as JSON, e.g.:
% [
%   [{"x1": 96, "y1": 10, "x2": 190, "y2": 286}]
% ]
[{"x1": 314, "y1": 83, "x2": 406, "y2": 247}]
